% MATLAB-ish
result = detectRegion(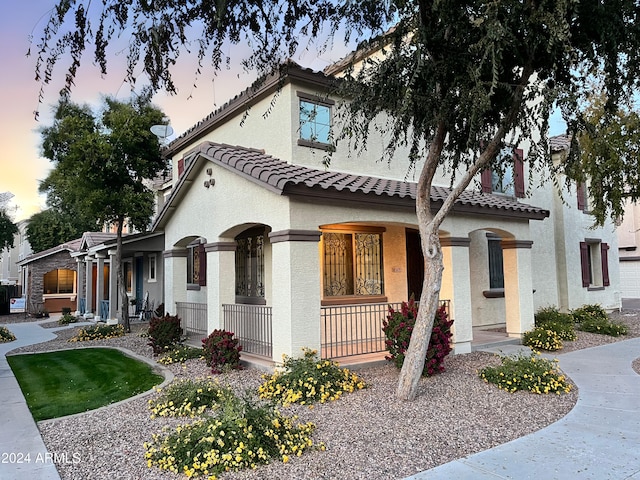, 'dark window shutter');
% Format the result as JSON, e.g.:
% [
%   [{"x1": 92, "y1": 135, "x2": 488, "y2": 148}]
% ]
[
  {"x1": 577, "y1": 182, "x2": 586, "y2": 211},
  {"x1": 178, "y1": 158, "x2": 185, "y2": 177},
  {"x1": 601, "y1": 243, "x2": 610, "y2": 287},
  {"x1": 580, "y1": 242, "x2": 590, "y2": 287},
  {"x1": 481, "y1": 169, "x2": 493, "y2": 193},
  {"x1": 514, "y1": 148, "x2": 525, "y2": 198},
  {"x1": 198, "y1": 243, "x2": 206, "y2": 286}
]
